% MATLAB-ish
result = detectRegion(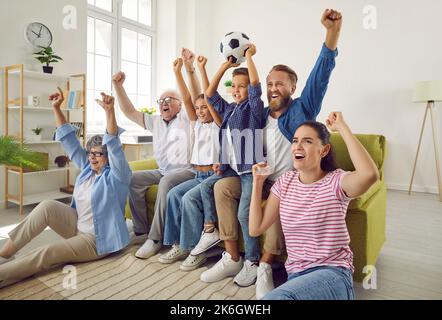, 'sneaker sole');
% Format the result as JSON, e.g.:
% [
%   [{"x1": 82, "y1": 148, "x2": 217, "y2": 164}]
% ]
[
  {"x1": 190, "y1": 238, "x2": 222, "y2": 256},
  {"x1": 158, "y1": 254, "x2": 188, "y2": 264},
  {"x1": 179, "y1": 256, "x2": 208, "y2": 271},
  {"x1": 233, "y1": 276, "x2": 257, "y2": 287}
]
